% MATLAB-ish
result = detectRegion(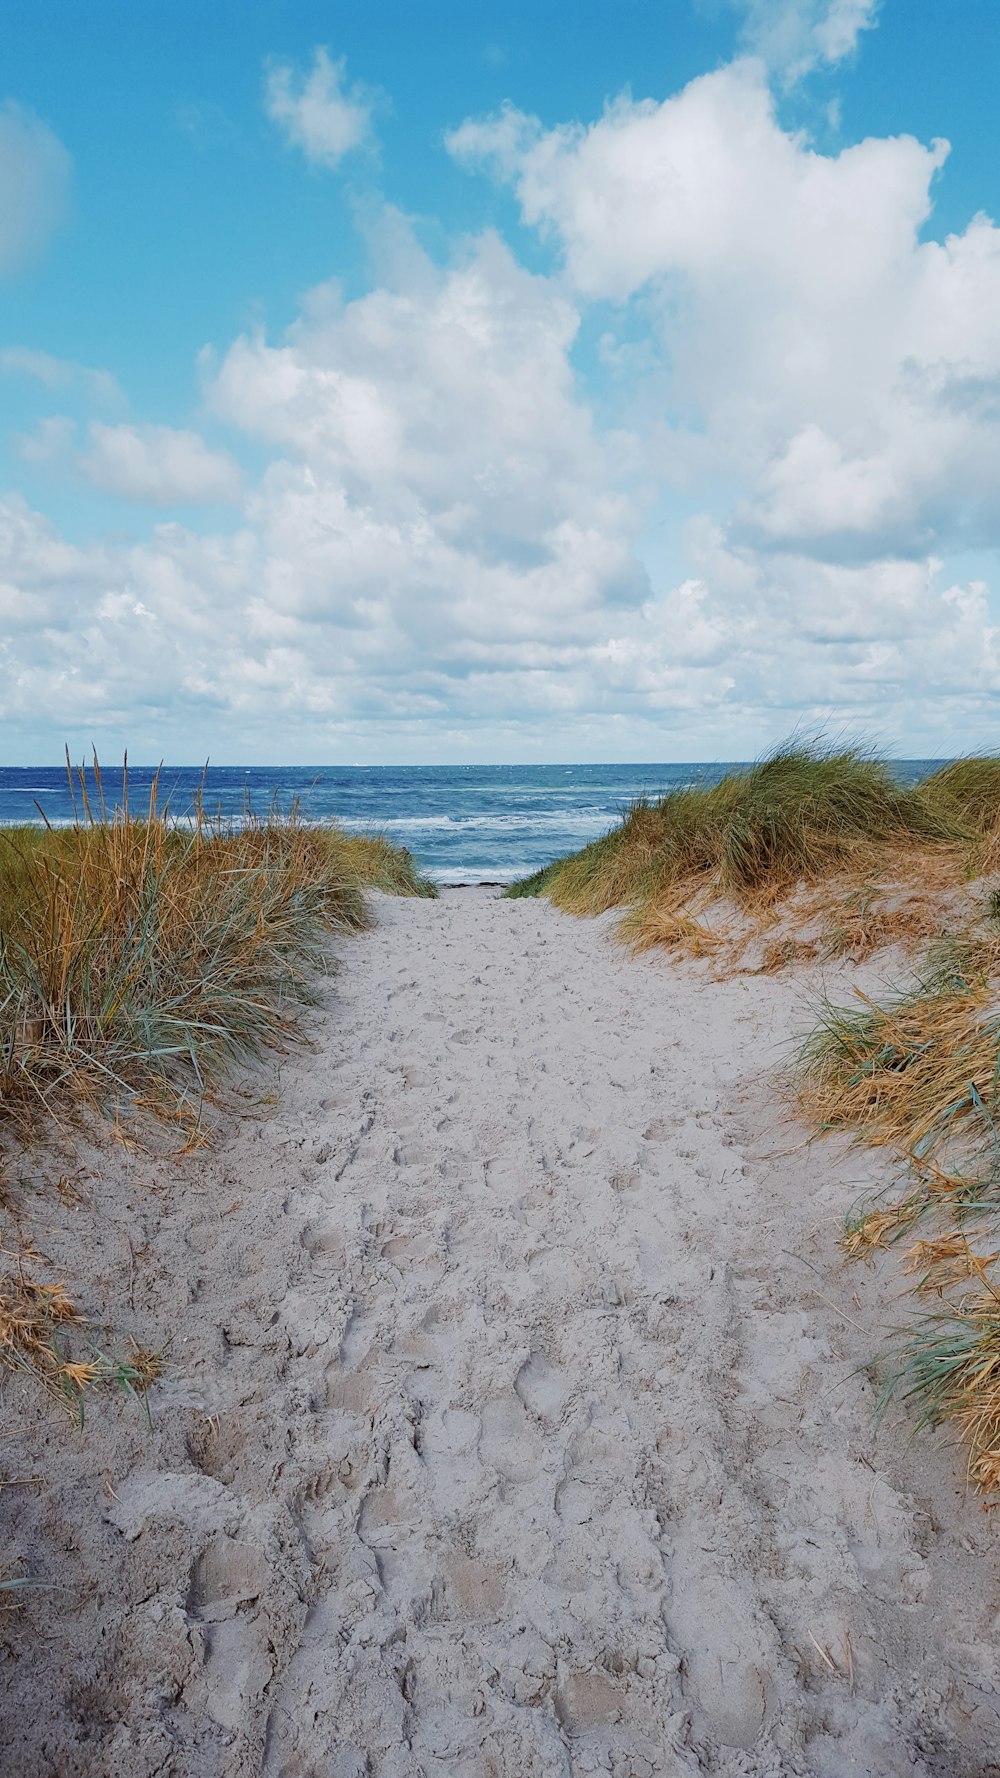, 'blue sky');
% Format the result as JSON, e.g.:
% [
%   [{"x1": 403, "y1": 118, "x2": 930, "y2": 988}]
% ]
[{"x1": 3, "y1": 0, "x2": 1000, "y2": 762}]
